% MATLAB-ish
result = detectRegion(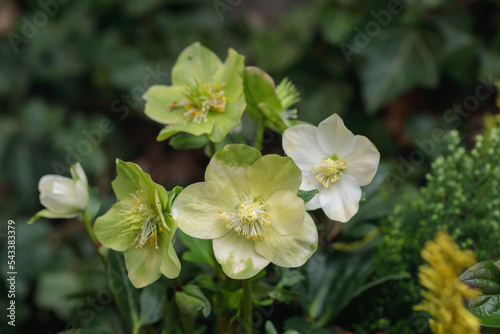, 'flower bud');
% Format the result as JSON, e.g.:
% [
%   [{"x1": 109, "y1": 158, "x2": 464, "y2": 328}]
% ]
[{"x1": 38, "y1": 163, "x2": 89, "y2": 218}]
